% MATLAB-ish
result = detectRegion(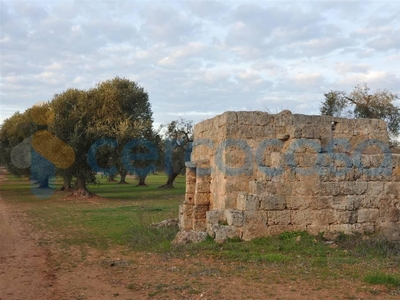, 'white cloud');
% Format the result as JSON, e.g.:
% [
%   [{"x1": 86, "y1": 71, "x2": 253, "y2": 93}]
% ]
[
  {"x1": 158, "y1": 56, "x2": 173, "y2": 66},
  {"x1": 333, "y1": 71, "x2": 400, "y2": 92},
  {"x1": 367, "y1": 30, "x2": 400, "y2": 51},
  {"x1": 186, "y1": 0, "x2": 229, "y2": 19},
  {"x1": 72, "y1": 76, "x2": 85, "y2": 84},
  {"x1": 1, "y1": 0, "x2": 399, "y2": 127},
  {"x1": 294, "y1": 73, "x2": 325, "y2": 87},
  {"x1": 352, "y1": 26, "x2": 392, "y2": 37},
  {"x1": 335, "y1": 62, "x2": 370, "y2": 75},
  {"x1": 44, "y1": 62, "x2": 63, "y2": 71}
]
